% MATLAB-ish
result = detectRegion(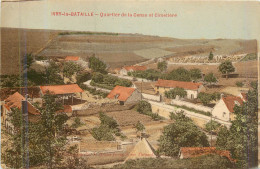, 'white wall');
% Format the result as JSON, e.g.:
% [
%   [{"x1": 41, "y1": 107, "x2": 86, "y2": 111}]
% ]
[
  {"x1": 171, "y1": 99, "x2": 212, "y2": 112},
  {"x1": 212, "y1": 99, "x2": 230, "y2": 122},
  {"x1": 125, "y1": 90, "x2": 142, "y2": 104},
  {"x1": 142, "y1": 93, "x2": 161, "y2": 102},
  {"x1": 186, "y1": 89, "x2": 199, "y2": 99}
]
